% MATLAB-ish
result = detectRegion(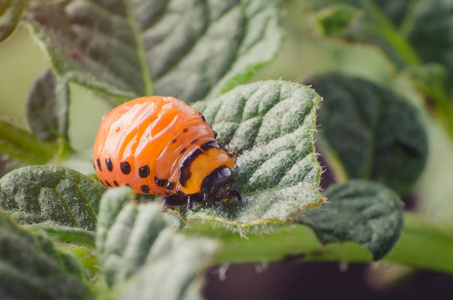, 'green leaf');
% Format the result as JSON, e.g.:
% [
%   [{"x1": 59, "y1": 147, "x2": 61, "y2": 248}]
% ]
[
  {"x1": 0, "y1": 0, "x2": 25, "y2": 43},
  {"x1": 0, "y1": 165, "x2": 106, "y2": 231},
  {"x1": 97, "y1": 187, "x2": 218, "y2": 300},
  {"x1": 314, "y1": 4, "x2": 363, "y2": 38},
  {"x1": 0, "y1": 209, "x2": 90, "y2": 299},
  {"x1": 26, "y1": 69, "x2": 70, "y2": 143},
  {"x1": 297, "y1": 180, "x2": 404, "y2": 260},
  {"x1": 28, "y1": 224, "x2": 96, "y2": 249},
  {"x1": 0, "y1": 118, "x2": 58, "y2": 164},
  {"x1": 164, "y1": 80, "x2": 323, "y2": 232},
  {"x1": 24, "y1": 0, "x2": 283, "y2": 103},
  {"x1": 306, "y1": 72, "x2": 428, "y2": 194}
]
